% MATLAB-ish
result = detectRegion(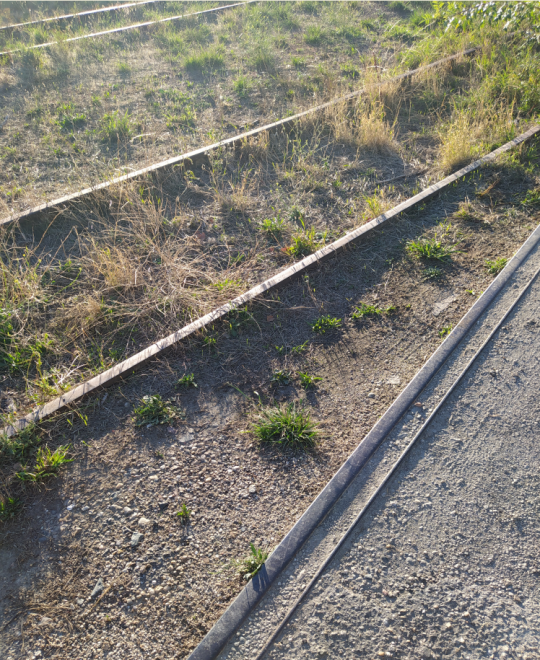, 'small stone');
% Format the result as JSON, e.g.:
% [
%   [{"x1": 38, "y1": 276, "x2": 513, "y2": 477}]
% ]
[
  {"x1": 131, "y1": 532, "x2": 144, "y2": 548},
  {"x1": 367, "y1": 392, "x2": 376, "y2": 399},
  {"x1": 76, "y1": 598, "x2": 85, "y2": 606},
  {"x1": 158, "y1": 502, "x2": 169, "y2": 511},
  {"x1": 148, "y1": 475, "x2": 158, "y2": 481},
  {"x1": 248, "y1": 485, "x2": 257, "y2": 494},
  {"x1": 138, "y1": 517, "x2": 151, "y2": 526},
  {"x1": 123, "y1": 507, "x2": 133, "y2": 515},
  {"x1": 419, "y1": 647, "x2": 432, "y2": 659},
  {"x1": 73, "y1": 526, "x2": 82, "y2": 536},
  {"x1": 38, "y1": 616, "x2": 53, "y2": 626},
  {"x1": 91, "y1": 578, "x2": 104, "y2": 599},
  {"x1": 386, "y1": 376, "x2": 401, "y2": 386},
  {"x1": 238, "y1": 490, "x2": 249, "y2": 498}
]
